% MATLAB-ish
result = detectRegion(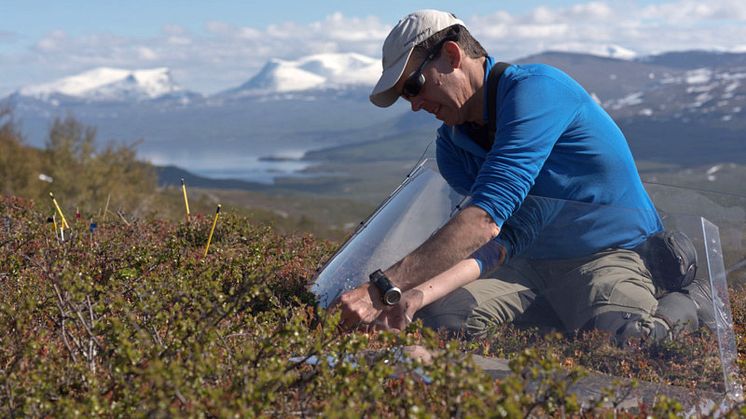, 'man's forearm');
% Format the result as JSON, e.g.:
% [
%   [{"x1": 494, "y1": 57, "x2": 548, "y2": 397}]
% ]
[
  {"x1": 413, "y1": 258, "x2": 481, "y2": 306},
  {"x1": 384, "y1": 205, "x2": 500, "y2": 290}
]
